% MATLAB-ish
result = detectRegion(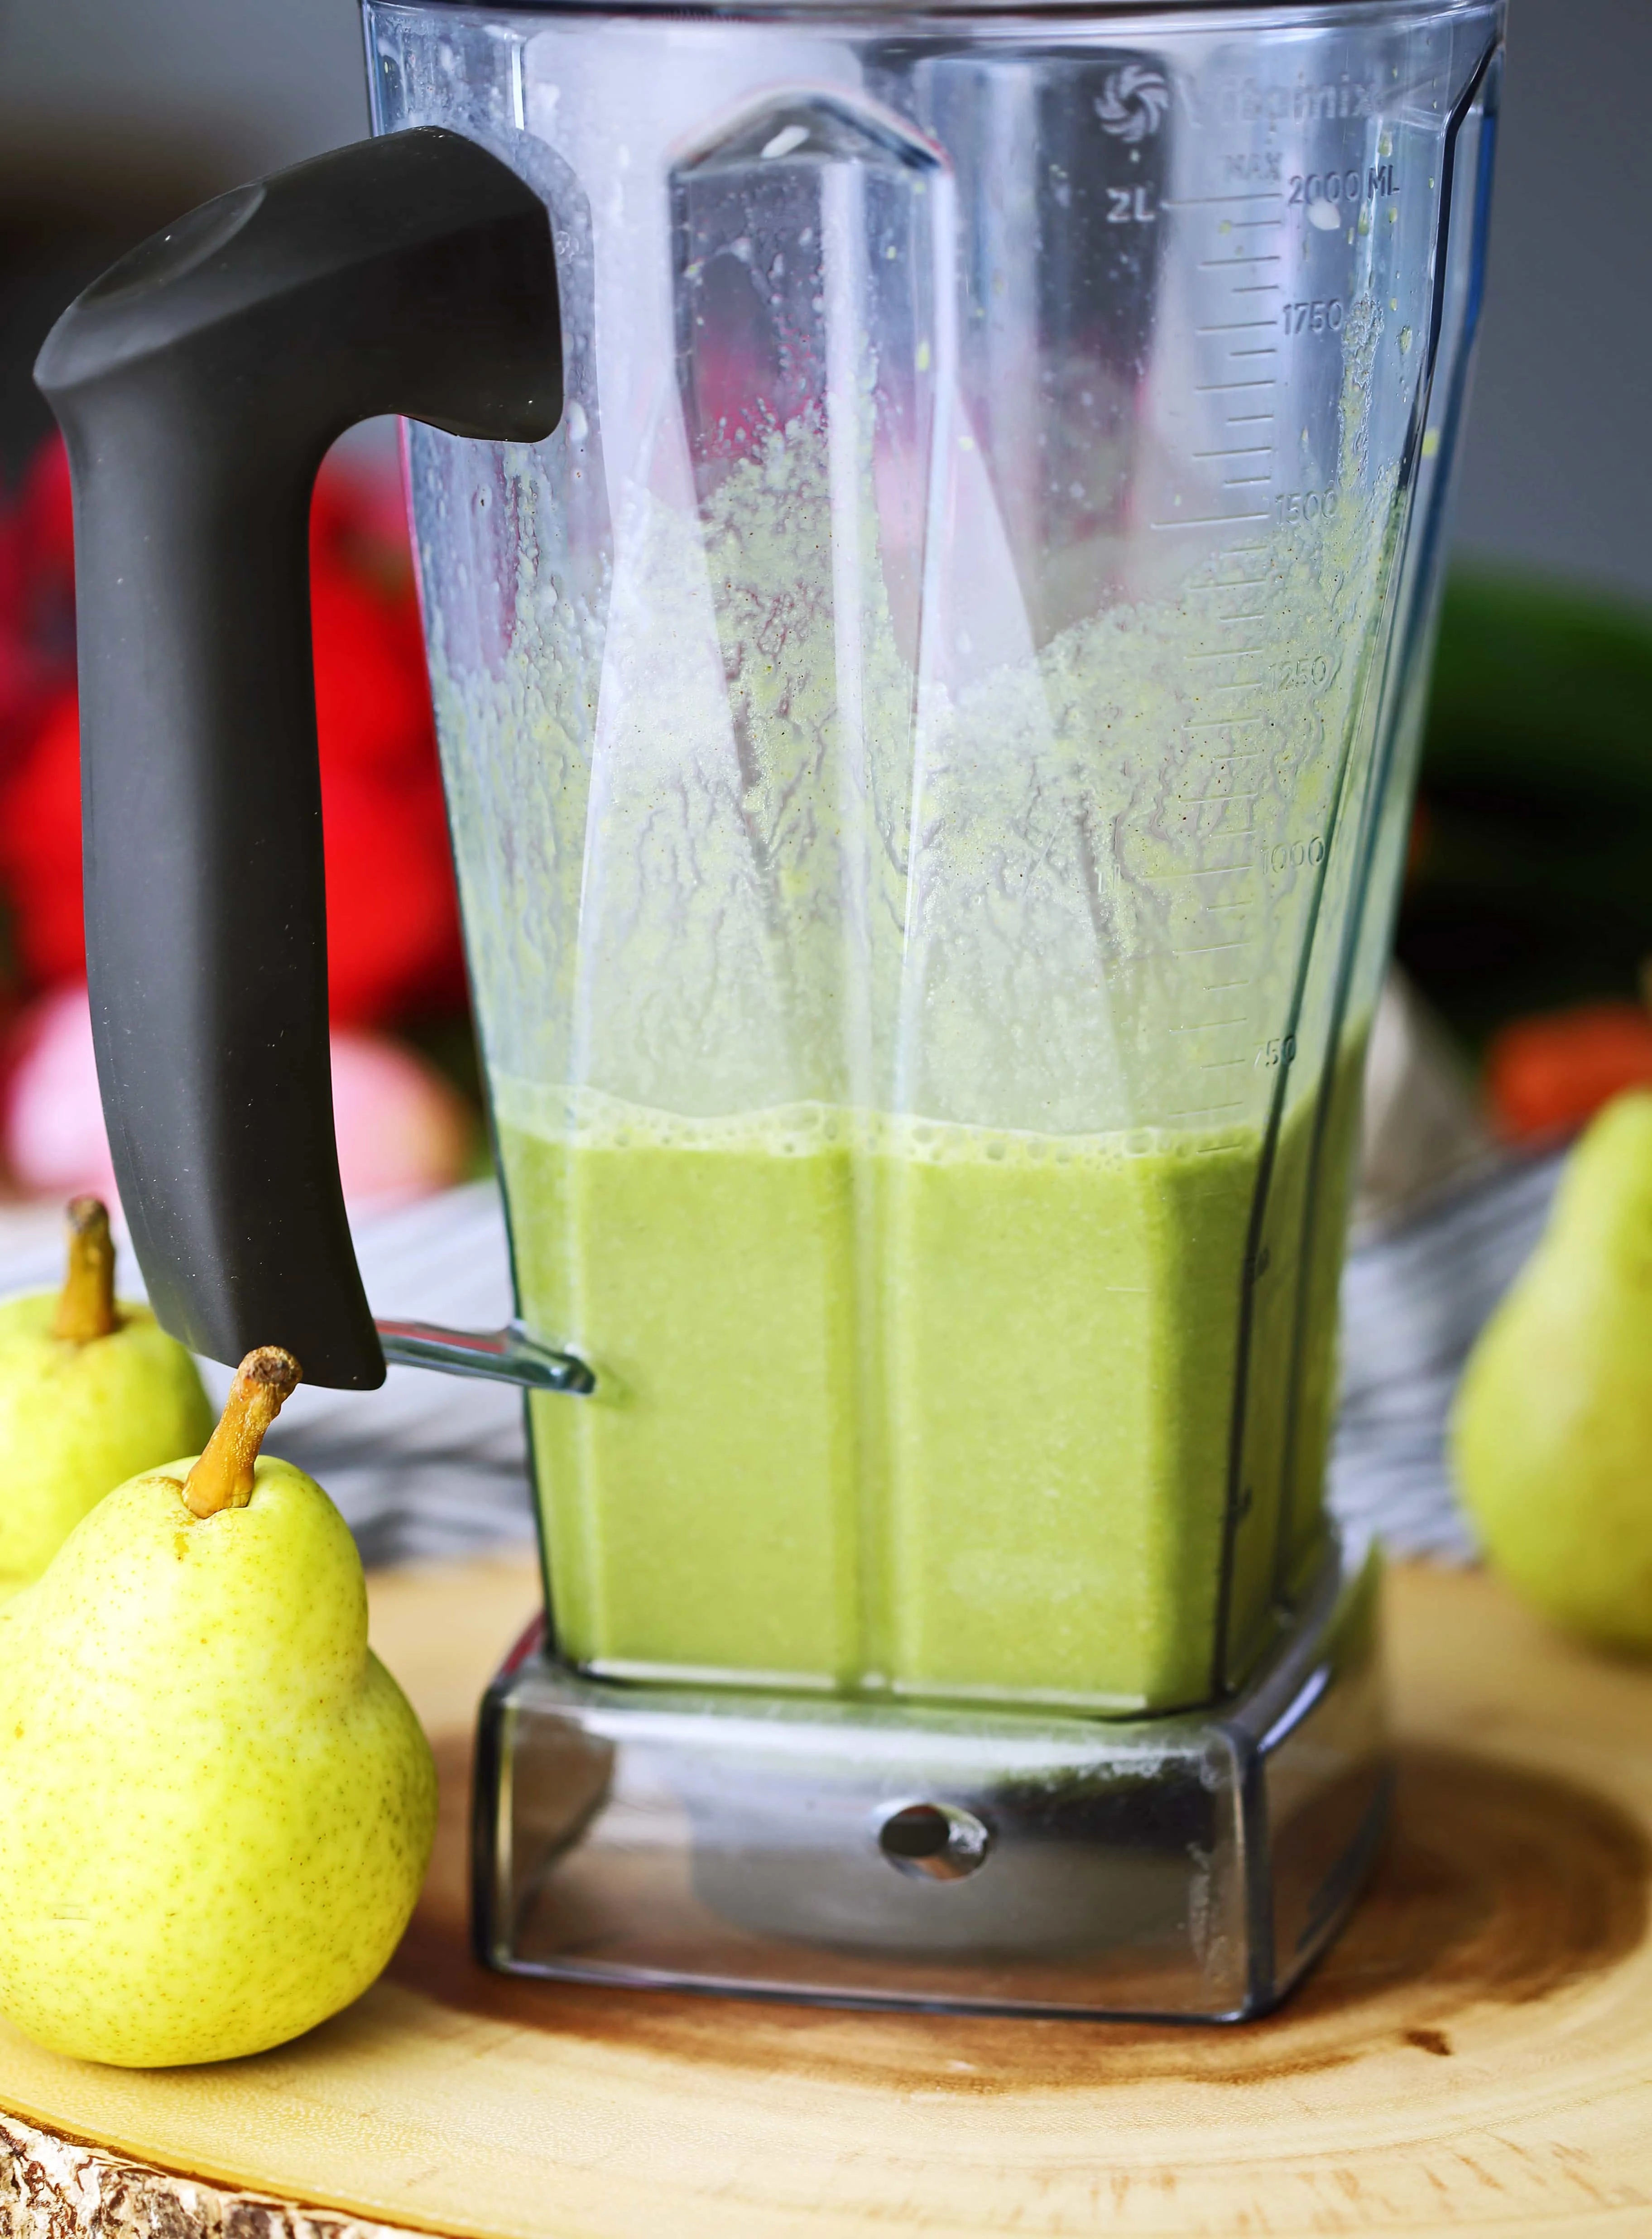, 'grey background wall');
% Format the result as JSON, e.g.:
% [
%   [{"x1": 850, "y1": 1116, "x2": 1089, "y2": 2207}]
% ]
[
  {"x1": 0, "y1": 0, "x2": 1647, "y2": 599},
  {"x1": 1449, "y1": 0, "x2": 1652, "y2": 601},
  {"x1": 0, "y1": 0, "x2": 370, "y2": 183}
]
